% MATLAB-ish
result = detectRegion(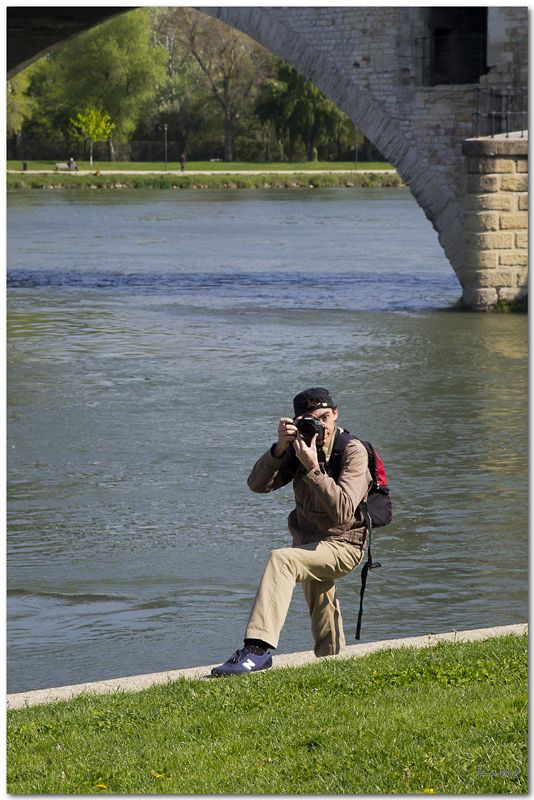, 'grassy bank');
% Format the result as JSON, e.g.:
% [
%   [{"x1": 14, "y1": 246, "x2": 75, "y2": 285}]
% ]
[
  {"x1": 7, "y1": 634, "x2": 527, "y2": 795},
  {"x1": 7, "y1": 159, "x2": 394, "y2": 172},
  {"x1": 7, "y1": 170, "x2": 403, "y2": 192}
]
